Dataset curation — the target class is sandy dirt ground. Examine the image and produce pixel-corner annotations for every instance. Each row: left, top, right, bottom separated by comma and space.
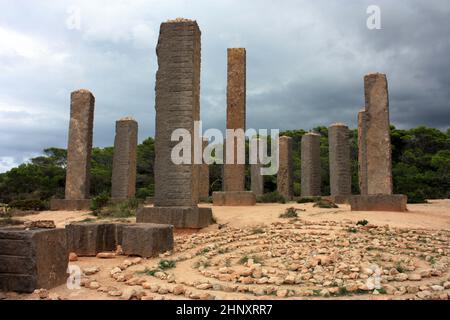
17, 199, 450, 231
3, 200, 450, 301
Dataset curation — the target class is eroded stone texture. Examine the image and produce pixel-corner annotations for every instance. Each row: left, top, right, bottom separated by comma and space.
277, 136, 293, 200
329, 123, 351, 199
349, 194, 407, 212
251, 164, 263, 196
301, 133, 321, 197
223, 48, 246, 192
212, 191, 256, 206
250, 138, 264, 197
111, 118, 138, 200
121, 224, 174, 258
65, 89, 95, 200
198, 138, 210, 201
357, 110, 368, 195
364, 72, 393, 195
139, 19, 212, 227
66, 223, 120, 256
0, 228, 68, 293
154, 20, 201, 207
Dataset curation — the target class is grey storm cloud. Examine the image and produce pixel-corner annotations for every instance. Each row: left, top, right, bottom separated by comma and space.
0, 0, 449, 172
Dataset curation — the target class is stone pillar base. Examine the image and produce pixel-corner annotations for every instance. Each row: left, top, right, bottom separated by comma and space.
50, 199, 91, 211
136, 206, 213, 229
212, 191, 256, 206
349, 194, 407, 212
0, 228, 68, 293
325, 195, 351, 204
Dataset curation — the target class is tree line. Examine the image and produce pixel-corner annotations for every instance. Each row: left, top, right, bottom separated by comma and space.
0, 126, 449, 205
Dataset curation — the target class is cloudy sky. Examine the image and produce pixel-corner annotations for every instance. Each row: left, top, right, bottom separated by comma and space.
0, 0, 449, 172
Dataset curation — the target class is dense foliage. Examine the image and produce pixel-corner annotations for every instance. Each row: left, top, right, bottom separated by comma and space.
0, 127, 448, 204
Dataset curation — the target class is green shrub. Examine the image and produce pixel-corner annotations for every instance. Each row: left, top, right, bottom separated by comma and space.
313, 199, 338, 208
8, 199, 49, 211
158, 259, 176, 269
90, 191, 110, 214
135, 187, 154, 199
98, 198, 139, 218
257, 191, 286, 204
297, 196, 322, 204
356, 219, 369, 226
279, 207, 299, 218
406, 190, 428, 204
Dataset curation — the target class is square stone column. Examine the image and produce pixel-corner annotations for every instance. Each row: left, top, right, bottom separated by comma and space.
250, 137, 264, 197
357, 110, 368, 196
111, 117, 138, 200
328, 123, 351, 203
277, 136, 293, 200
136, 19, 212, 228
301, 132, 321, 197
223, 48, 246, 192
212, 48, 255, 206
350, 72, 407, 211
198, 138, 210, 201
51, 89, 94, 210
364, 72, 393, 195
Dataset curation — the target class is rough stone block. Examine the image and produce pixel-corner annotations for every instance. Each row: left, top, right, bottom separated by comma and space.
136, 206, 213, 229
50, 199, 91, 211
212, 191, 256, 206
349, 194, 407, 212
65, 223, 120, 256
121, 224, 174, 258
0, 227, 68, 293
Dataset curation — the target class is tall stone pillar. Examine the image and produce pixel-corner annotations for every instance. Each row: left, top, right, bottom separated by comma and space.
111, 117, 138, 200
51, 89, 94, 210
357, 110, 368, 195
198, 138, 210, 201
250, 138, 264, 197
364, 73, 393, 195
137, 19, 212, 228
301, 132, 321, 197
223, 48, 246, 192
329, 123, 351, 203
277, 136, 293, 200
212, 48, 255, 206
350, 72, 407, 211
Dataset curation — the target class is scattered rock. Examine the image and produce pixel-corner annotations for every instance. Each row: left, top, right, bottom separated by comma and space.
96, 252, 116, 259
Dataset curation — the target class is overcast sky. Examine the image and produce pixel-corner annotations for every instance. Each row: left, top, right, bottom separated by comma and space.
0, 0, 449, 172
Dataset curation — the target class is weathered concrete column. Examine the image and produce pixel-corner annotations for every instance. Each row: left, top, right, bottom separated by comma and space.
277, 136, 293, 200
350, 72, 407, 211
329, 123, 351, 203
111, 117, 138, 200
51, 89, 94, 210
250, 138, 264, 197
137, 19, 212, 228
301, 132, 321, 197
198, 138, 210, 201
357, 110, 368, 195
213, 48, 255, 206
